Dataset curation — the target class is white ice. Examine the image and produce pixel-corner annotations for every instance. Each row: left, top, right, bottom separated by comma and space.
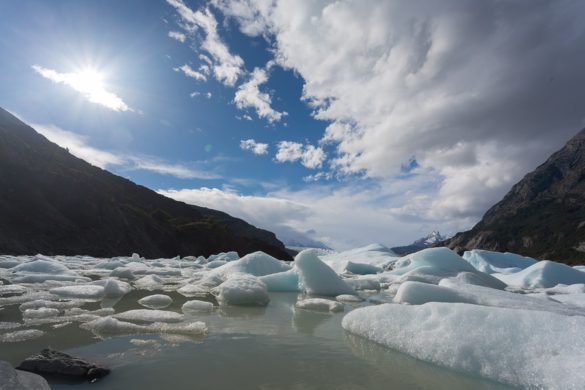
259, 269, 300, 292
463, 249, 537, 274
182, 300, 214, 314
0, 329, 45, 343
295, 298, 344, 312
138, 294, 173, 309
294, 250, 355, 296
320, 244, 397, 274
342, 302, 585, 389
113, 309, 184, 323
50, 285, 105, 300
495, 260, 585, 288
212, 274, 269, 306
81, 317, 207, 337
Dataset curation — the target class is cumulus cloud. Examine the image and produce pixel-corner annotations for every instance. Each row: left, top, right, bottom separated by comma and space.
31, 65, 133, 112
166, 0, 244, 86
234, 65, 287, 123
240, 139, 269, 155
276, 141, 326, 169
174, 64, 207, 81
32, 122, 217, 179
168, 30, 187, 42
214, 0, 585, 224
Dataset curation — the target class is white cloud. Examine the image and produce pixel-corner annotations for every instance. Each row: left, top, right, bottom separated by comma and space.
276, 141, 326, 169
31, 121, 217, 180
32, 65, 133, 112
240, 139, 268, 155
174, 64, 207, 81
215, 0, 585, 224
166, 0, 244, 86
158, 181, 456, 250
234, 66, 287, 123
168, 30, 187, 42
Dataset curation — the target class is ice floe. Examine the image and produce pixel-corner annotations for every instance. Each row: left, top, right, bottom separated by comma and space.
294, 250, 355, 296
494, 260, 585, 288
295, 298, 344, 312
213, 274, 269, 306
138, 294, 173, 309
462, 249, 537, 274
342, 302, 585, 389
113, 309, 184, 323
182, 300, 214, 314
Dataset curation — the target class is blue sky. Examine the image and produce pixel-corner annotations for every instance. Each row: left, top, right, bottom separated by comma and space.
2, 0, 585, 249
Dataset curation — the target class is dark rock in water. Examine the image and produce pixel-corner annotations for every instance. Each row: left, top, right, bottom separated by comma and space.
0, 360, 50, 390
16, 349, 110, 382
0, 107, 291, 260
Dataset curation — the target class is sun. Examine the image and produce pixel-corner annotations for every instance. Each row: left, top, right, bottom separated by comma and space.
71, 68, 105, 96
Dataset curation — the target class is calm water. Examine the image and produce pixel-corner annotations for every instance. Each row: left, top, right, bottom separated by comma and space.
1, 291, 515, 390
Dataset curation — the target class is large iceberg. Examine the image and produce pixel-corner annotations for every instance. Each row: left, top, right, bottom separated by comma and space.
495, 260, 585, 288
294, 250, 355, 296
342, 302, 585, 389
462, 249, 536, 274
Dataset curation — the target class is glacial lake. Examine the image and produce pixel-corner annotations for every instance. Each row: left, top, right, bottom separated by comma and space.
1, 290, 514, 390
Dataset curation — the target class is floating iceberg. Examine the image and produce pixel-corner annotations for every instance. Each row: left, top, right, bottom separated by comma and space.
294, 250, 355, 296
80, 317, 207, 337
0, 329, 45, 343
463, 249, 537, 274
213, 274, 269, 306
138, 294, 173, 309
259, 269, 300, 292
320, 244, 397, 274
391, 247, 476, 278
342, 302, 585, 389
113, 309, 184, 323
394, 282, 473, 305
182, 300, 214, 314
22, 308, 60, 319
92, 278, 132, 298
495, 260, 585, 288
50, 285, 105, 300
295, 298, 344, 312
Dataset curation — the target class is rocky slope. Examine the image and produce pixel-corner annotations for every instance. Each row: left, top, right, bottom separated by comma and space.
446, 127, 585, 264
0, 108, 291, 260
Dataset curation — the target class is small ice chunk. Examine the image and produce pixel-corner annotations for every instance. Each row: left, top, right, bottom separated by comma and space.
50, 285, 105, 300
295, 298, 344, 312
259, 269, 300, 292
81, 317, 207, 336
336, 294, 364, 303
10, 259, 75, 275
138, 295, 173, 309
114, 309, 183, 323
182, 300, 214, 314
345, 276, 381, 291
92, 279, 132, 298
177, 284, 210, 298
22, 308, 60, 319
213, 274, 269, 306
19, 300, 84, 312
294, 250, 355, 296
0, 285, 28, 296
0, 329, 45, 343
130, 338, 159, 346
134, 275, 163, 290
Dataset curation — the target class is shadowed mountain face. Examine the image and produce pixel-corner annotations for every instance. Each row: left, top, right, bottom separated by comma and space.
0, 108, 291, 260
447, 127, 585, 265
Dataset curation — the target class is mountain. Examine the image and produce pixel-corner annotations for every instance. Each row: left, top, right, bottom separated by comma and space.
0, 108, 291, 260
446, 127, 585, 265
392, 231, 447, 255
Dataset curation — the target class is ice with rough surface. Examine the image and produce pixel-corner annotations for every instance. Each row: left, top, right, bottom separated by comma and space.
81, 317, 207, 336
463, 249, 537, 274
213, 274, 269, 306
495, 260, 585, 288
320, 244, 397, 274
394, 281, 473, 305
182, 300, 214, 314
50, 285, 105, 300
114, 309, 184, 323
336, 294, 364, 303
295, 298, 344, 312
10, 259, 75, 275
0, 329, 45, 343
294, 250, 355, 296
134, 275, 164, 290
22, 308, 60, 319
138, 294, 173, 309
92, 279, 132, 298
342, 302, 585, 389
